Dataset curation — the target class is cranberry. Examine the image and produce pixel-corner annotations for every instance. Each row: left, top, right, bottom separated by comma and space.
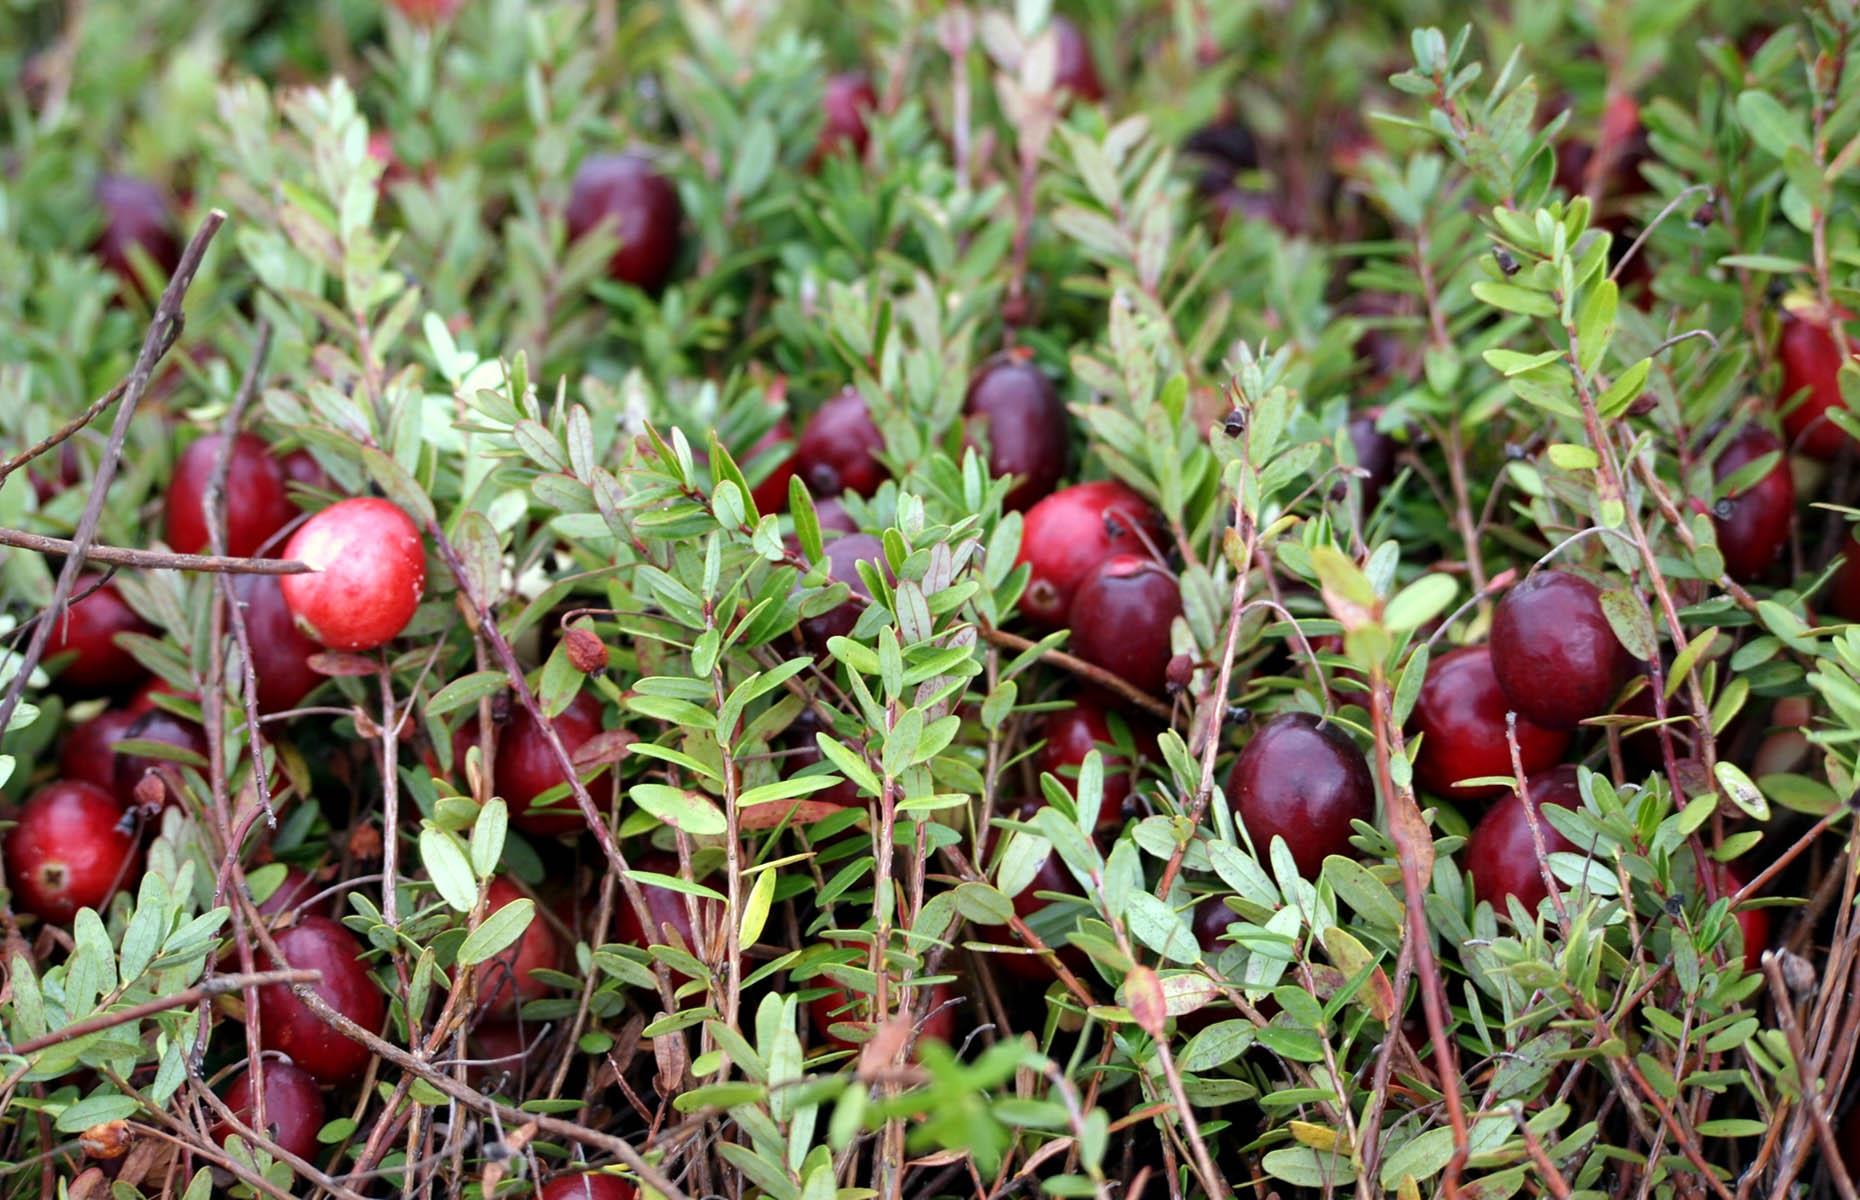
742, 423, 798, 515
473, 877, 557, 1015
29, 443, 81, 504
795, 388, 886, 498
985, 839, 1083, 982
813, 496, 858, 535
1227, 713, 1375, 878
279, 498, 426, 651
1347, 412, 1398, 507
798, 533, 888, 652
278, 448, 332, 494
808, 979, 958, 1051
1464, 764, 1583, 912
1192, 896, 1236, 955
254, 915, 385, 1085
163, 433, 296, 558
1066, 555, 1182, 696
1050, 16, 1103, 102
1410, 646, 1569, 801
59, 707, 143, 793
3, 781, 138, 923
93, 175, 179, 295
1711, 426, 1795, 582
1036, 699, 1136, 827
538, 1174, 638, 1200
1778, 313, 1856, 460
1833, 538, 1860, 623
1554, 93, 1648, 201
214, 1061, 325, 1162
1015, 480, 1163, 627
1708, 862, 1770, 973
565, 153, 683, 294
44, 576, 152, 692
965, 357, 1067, 511
254, 865, 329, 920
819, 72, 878, 158
111, 707, 208, 808
1489, 571, 1634, 730
496, 691, 606, 835
229, 573, 324, 714
614, 856, 718, 950
467, 1019, 536, 1090
389, 0, 465, 21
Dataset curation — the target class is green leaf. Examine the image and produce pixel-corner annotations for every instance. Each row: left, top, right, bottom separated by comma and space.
1471, 280, 1557, 316
1737, 89, 1808, 159
421, 828, 477, 912
55, 1093, 142, 1133
739, 866, 776, 948
470, 799, 508, 879
629, 783, 727, 836
1262, 1147, 1357, 1187
1713, 761, 1770, 820
1597, 358, 1653, 419
1125, 892, 1201, 965
428, 671, 507, 718
1379, 1125, 1457, 1187
458, 898, 534, 966
1383, 574, 1457, 633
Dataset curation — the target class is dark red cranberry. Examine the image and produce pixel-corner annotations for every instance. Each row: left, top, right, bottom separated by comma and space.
1710, 862, 1769, 972
819, 72, 878, 158
496, 691, 606, 836
229, 573, 323, 715
93, 175, 179, 295
1066, 556, 1182, 696
1411, 646, 1569, 801
808, 979, 958, 1051
1192, 896, 1236, 955
254, 915, 385, 1085
59, 707, 143, 793
742, 423, 798, 515
538, 1174, 638, 1200
255, 865, 329, 920
1489, 571, 1635, 730
1036, 699, 1135, 827
214, 1061, 325, 1162
473, 877, 557, 1015
1554, 93, 1648, 203
1711, 426, 1795, 582
466, 1019, 536, 1090
798, 533, 888, 652
163, 433, 296, 558
813, 496, 858, 535
1227, 713, 1375, 878
1050, 16, 1104, 102
614, 856, 718, 951
795, 388, 886, 498
44, 577, 152, 692
1832, 538, 1860, 623
278, 448, 331, 494
965, 357, 1067, 511
1347, 412, 1398, 507
111, 708, 208, 809
1015, 480, 1163, 627
3, 781, 138, 923
565, 153, 683, 294
29, 443, 81, 504
280, 498, 427, 651
1464, 764, 1583, 912
1779, 313, 1856, 460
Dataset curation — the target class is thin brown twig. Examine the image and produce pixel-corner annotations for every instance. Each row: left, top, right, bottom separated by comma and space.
3, 969, 319, 1057
0, 527, 306, 574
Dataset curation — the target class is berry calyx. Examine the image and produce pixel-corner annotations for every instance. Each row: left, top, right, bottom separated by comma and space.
1227, 712, 1375, 878
1710, 425, 1795, 583
1015, 480, 1163, 627
214, 1060, 326, 1163
473, 877, 557, 1015
254, 915, 386, 1085
163, 432, 296, 558
280, 498, 426, 651
1489, 570, 1635, 730
795, 388, 886, 498
45, 576, 152, 692
3, 781, 139, 923
1410, 645, 1569, 800
565, 153, 684, 294
496, 691, 606, 836
1066, 555, 1182, 696
964, 356, 1067, 511
1464, 765, 1583, 913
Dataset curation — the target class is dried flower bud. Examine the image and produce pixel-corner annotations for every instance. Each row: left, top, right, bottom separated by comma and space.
132, 773, 166, 815
1222, 409, 1246, 437
1627, 392, 1658, 417
1494, 247, 1519, 276
563, 626, 608, 674
80, 1120, 132, 1160
1165, 653, 1194, 694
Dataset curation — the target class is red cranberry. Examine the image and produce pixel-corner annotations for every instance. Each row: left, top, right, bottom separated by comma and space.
496, 691, 606, 836
3, 781, 138, 923
59, 707, 143, 793
1833, 539, 1860, 623
798, 533, 888, 652
819, 72, 878, 158
1347, 412, 1398, 507
985, 839, 1083, 982
808, 979, 958, 1051
111, 707, 208, 808
389, 0, 465, 21
278, 448, 332, 494
254, 915, 385, 1085
45, 577, 152, 692
255, 865, 329, 920
163, 433, 296, 558
1708, 862, 1770, 972
742, 423, 798, 514
1050, 16, 1103, 102
214, 1061, 325, 1162
1711, 426, 1795, 582
538, 1174, 638, 1200
1489, 571, 1635, 730
473, 877, 557, 1015
614, 856, 718, 950
1066, 555, 1182, 696
795, 388, 886, 498
1464, 765, 1583, 913
466, 1019, 536, 1089
1036, 699, 1135, 827
1227, 713, 1375, 878
965, 357, 1067, 511
1192, 895, 1236, 955
1410, 646, 1569, 801
1778, 313, 1856, 460
93, 175, 179, 295
1015, 480, 1163, 627
229, 573, 324, 714
279, 498, 426, 651
565, 153, 683, 294
29, 443, 81, 504
813, 496, 858, 535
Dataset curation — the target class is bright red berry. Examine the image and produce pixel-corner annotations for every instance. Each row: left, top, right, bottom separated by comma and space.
1050, 16, 1104, 102
819, 72, 879, 158
496, 691, 606, 836
1464, 765, 1583, 913
230, 573, 325, 714
798, 532, 888, 652
388, 0, 465, 22
163, 433, 296, 558
742, 423, 799, 515
565, 153, 683, 294
796, 389, 886, 498
538, 1173, 638, 1200
1036, 699, 1136, 828
1778, 313, 1856, 460
3, 781, 138, 923
1067, 555, 1182, 696
965, 357, 1067, 511
1014, 480, 1163, 627
1227, 712, 1375, 878
59, 707, 143, 793
93, 175, 179, 295
1410, 645, 1569, 801
280, 498, 426, 652
473, 877, 557, 1015
45, 576, 152, 692
808, 979, 958, 1052
254, 915, 386, 1085
214, 1060, 326, 1162
1489, 571, 1635, 730
1711, 426, 1795, 582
